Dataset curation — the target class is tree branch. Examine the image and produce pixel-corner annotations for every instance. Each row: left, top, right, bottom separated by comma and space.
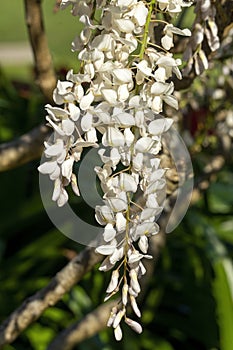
0, 149, 226, 348
0, 247, 103, 348
47, 229, 167, 350
24, 0, 56, 102
47, 300, 118, 350
0, 124, 51, 172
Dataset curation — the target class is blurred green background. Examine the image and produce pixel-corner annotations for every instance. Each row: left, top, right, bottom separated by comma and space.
0, 1, 233, 350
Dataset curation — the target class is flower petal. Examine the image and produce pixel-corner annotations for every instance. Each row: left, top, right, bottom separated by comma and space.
148, 118, 173, 135
62, 119, 75, 135
95, 243, 117, 255
103, 223, 116, 242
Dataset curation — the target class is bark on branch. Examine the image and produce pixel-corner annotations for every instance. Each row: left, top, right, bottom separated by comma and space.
47, 300, 118, 350
24, 0, 56, 101
0, 248, 103, 348
0, 149, 226, 348
47, 230, 167, 350
0, 125, 51, 172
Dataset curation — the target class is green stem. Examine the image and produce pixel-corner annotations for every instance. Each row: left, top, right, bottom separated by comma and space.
139, 0, 156, 60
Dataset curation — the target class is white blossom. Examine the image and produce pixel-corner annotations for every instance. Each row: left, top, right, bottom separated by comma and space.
39, 0, 195, 340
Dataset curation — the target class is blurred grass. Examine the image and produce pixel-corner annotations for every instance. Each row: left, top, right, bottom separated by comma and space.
0, 0, 81, 79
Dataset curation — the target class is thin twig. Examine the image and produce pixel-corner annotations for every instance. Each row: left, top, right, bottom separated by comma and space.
0, 124, 51, 172
24, 0, 56, 101
0, 248, 103, 348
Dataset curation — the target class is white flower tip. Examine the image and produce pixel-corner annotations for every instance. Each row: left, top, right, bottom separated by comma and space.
114, 325, 123, 341
125, 317, 143, 334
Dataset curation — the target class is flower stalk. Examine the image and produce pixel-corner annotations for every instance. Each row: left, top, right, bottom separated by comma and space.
139, 0, 156, 60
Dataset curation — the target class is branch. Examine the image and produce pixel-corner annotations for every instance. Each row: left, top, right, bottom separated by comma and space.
0, 151, 224, 348
0, 247, 103, 348
0, 124, 51, 172
24, 0, 56, 102
47, 232, 167, 350
47, 220, 168, 350
47, 300, 118, 350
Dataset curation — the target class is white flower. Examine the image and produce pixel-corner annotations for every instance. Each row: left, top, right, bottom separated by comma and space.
135, 60, 152, 84
95, 205, 115, 225
138, 236, 148, 254
106, 269, 119, 293
71, 173, 80, 196
102, 127, 125, 147
114, 18, 135, 33
101, 89, 118, 105
95, 241, 117, 255
122, 283, 128, 305
44, 139, 64, 158
62, 157, 74, 181
124, 128, 135, 146
116, 0, 137, 7
129, 2, 148, 27
116, 212, 127, 232
129, 269, 141, 293
80, 91, 95, 110
114, 324, 123, 341
53, 80, 74, 105
148, 118, 173, 135
113, 309, 126, 328
132, 152, 143, 171
119, 173, 138, 193
155, 55, 182, 81
130, 295, 141, 317
103, 223, 117, 242
91, 33, 115, 52
112, 68, 133, 84
133, 222, 158, 240
161, 24, 191, 50
125, 317, 143, 334
135, 137, 155, 153
106, 191, 128, 212
61, 0, 92, 17
157, 0, 192, 16
150, 81, 178, 112
38, 160, 58, 176
98, 148, 121, 169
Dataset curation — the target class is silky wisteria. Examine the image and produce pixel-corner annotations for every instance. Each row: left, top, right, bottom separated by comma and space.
38, 0, 193, 340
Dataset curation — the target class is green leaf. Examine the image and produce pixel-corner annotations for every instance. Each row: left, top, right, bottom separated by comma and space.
203, 228, 233, 350
25, 323, 55, 350
212, 259, 233, 350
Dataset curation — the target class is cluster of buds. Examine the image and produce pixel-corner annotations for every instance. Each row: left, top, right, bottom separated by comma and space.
183, 0, 220, 75
39, 0, 193, 340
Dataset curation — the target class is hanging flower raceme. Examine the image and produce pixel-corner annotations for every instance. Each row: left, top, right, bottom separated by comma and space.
39, 0, 193, 341
183, 0, 220, 76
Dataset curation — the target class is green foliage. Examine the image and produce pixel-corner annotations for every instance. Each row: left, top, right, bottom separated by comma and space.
0, 0, 81, 80
0, 69, 44, 141
2, 154, 231, 350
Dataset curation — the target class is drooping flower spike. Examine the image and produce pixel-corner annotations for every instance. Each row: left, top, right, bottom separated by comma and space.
39, 0, 194, 340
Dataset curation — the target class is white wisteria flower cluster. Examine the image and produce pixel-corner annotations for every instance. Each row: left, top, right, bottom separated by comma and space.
39, 0, 193, 340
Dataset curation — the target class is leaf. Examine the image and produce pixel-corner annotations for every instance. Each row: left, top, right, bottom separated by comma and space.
212, 259, 233, 350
